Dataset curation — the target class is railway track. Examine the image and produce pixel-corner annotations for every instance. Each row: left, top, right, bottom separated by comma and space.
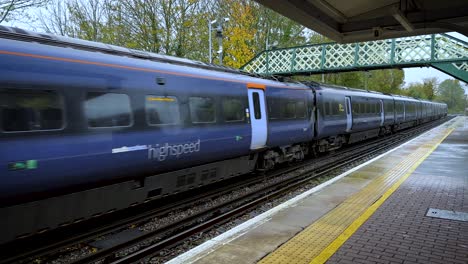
1, 117, 451, 264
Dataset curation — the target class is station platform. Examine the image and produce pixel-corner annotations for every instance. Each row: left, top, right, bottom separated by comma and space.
168, 116, 468, 264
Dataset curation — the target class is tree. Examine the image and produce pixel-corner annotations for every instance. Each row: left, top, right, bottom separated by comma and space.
38, 0, 73, 36
437, 79, 465, 113
405, 77, 438, 100
222, 0, 256, 68
0, 0, 47, 24
366, 69, 405, 94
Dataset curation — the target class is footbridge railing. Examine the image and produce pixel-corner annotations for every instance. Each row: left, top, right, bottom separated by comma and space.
241, 34, 468, 82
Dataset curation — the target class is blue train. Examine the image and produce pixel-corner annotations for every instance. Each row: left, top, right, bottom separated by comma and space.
0, 26, 447, 244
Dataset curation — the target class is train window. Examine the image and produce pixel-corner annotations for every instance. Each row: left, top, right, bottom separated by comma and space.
296, 101, 306, 118
189, 97, 216, 123
268, 97, 281, 119
324, 102, 330, 115
352, 102, 359, 114
1, 89, 64, 132
223, 98, 244, 122
85, 92, 132, 128
384, 103, 389, 113
398, 103, 404, 113
282, 101, 296, 119
252, 92, 261, 119
146, 96, 180, 125
331, 102, 340, 115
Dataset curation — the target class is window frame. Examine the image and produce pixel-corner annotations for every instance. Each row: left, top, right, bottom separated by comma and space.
189, 96, 217, 124
222, 97, 245, 123
1, 88, 66, 133
296, 100, 307, 119
145, 95, 181, 126
85, 92, 134, 129
252, 92, 262, 120
267, 97, 281, 120
282, 100, 297, 119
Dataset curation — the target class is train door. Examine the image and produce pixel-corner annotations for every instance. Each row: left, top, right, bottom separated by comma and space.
247, 85, 267, 149
345, 96, 352, 132
379, 100, 384, 126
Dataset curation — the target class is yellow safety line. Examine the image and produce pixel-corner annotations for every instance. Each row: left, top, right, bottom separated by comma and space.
310, 127, 455, 264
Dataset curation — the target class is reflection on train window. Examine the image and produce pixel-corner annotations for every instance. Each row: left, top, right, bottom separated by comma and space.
385, 102, 393, 114
252, 92, 261, 119
267, 98, 281, 119
1, 89, 64, 132
146, 96, 180, 125
331, 102, 339, 115
396, 102, 404, 114
223, 98, 244, 122
324, 102, 330, 115
85, 92, 132, 128
283, 101, 296, 119
189, 97, 216, 123
352, 102, 358, 114
296, 101, 306, 118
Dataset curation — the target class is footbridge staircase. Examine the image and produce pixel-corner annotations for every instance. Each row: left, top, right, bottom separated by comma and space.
241, 34, 468, 82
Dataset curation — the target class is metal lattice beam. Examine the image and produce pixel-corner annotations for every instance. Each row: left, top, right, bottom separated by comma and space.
241, 34, 468, 83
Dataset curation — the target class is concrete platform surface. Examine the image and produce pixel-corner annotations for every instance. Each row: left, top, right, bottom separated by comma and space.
328, 117, 468, 264
168, 117, 467, 264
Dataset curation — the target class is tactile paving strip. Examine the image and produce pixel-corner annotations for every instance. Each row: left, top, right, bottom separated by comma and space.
259, 122, 458, 264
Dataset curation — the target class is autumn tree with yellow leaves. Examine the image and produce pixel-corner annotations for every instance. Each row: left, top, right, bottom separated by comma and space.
222, 1, 256, 68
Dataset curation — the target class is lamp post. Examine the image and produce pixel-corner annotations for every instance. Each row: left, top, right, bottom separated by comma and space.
208, 19, 217, 64
208, 17, 229, 65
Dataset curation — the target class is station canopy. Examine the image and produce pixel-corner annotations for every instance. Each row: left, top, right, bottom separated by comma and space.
253, 0, 468, 43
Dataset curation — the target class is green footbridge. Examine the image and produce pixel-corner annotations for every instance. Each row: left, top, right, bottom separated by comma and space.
241, 34, 468, 82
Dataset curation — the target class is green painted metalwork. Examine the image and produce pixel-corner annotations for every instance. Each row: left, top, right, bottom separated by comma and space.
432, 62, 468, 82
241, 34, 468, 82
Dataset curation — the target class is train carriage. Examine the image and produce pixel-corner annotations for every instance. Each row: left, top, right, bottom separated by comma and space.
0, 26, 448, 245
314, 84, 394, 149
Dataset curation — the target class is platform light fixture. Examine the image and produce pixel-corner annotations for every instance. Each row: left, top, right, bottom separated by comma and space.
208, 19, 217, 64
208, 17, 229, 65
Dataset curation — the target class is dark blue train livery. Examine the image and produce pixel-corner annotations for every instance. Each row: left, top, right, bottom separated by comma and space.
0, 26, 447, 244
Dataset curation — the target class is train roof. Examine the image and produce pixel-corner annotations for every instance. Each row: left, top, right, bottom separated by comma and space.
0, 26, 302, 86
303, 81, 446, 105
0, 26, 311, 91
304, 81, 393, 98
0, 26, 247, 75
